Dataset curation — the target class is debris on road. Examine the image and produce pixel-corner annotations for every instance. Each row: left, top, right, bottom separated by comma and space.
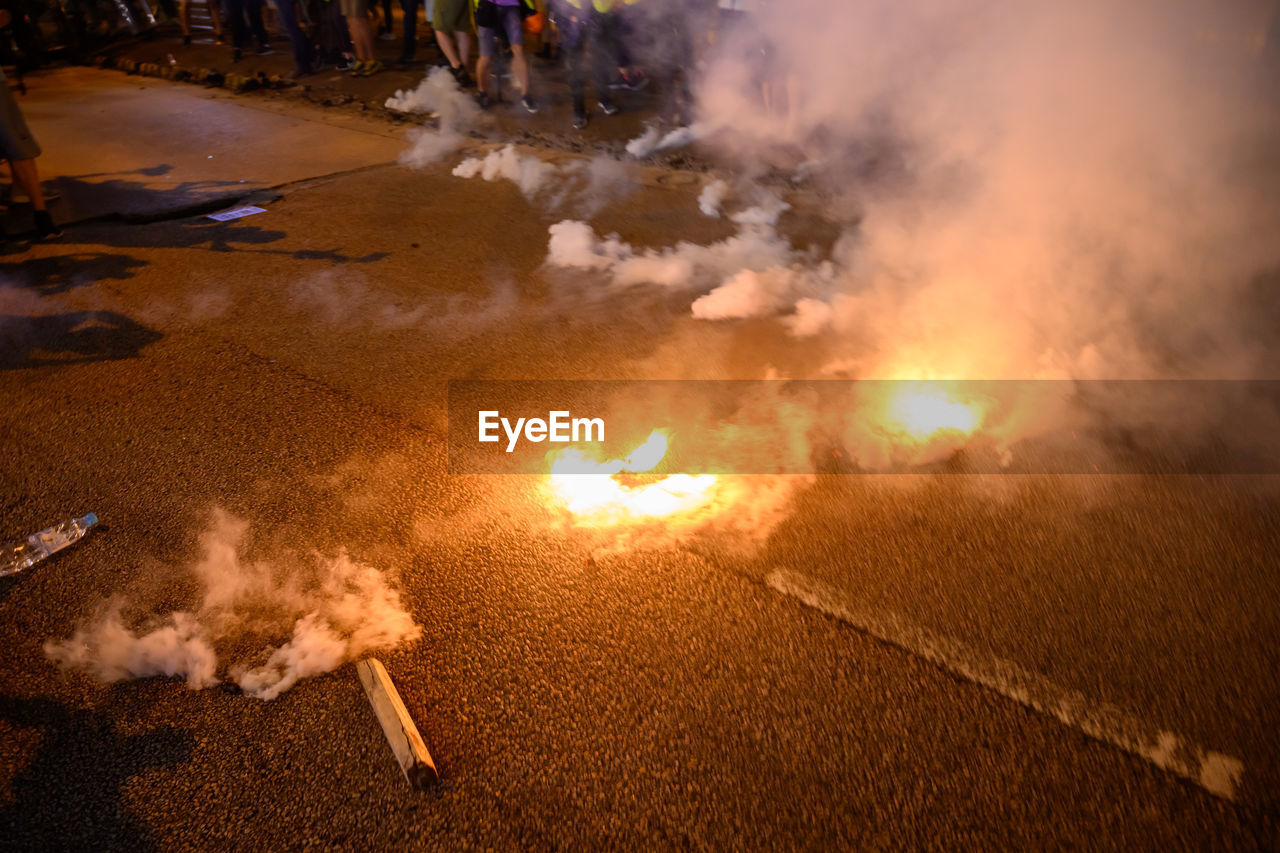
207, 206, 267, 222
1, 513, 99, 578
357, 658, 438, 788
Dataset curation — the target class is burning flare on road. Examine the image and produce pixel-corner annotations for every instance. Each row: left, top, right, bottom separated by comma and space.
879, 382, 988, 444
547, 429, 718, 525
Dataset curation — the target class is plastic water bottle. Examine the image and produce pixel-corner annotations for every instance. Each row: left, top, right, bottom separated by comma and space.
0, 513, 99, 578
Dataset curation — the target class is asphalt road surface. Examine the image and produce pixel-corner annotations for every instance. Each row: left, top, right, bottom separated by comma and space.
1, 68, 1278, 850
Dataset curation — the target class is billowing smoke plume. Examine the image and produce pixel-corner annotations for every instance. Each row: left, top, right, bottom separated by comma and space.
46, 509, 421, 700
391, 66, 482, 167
545, 189, 798, 302
453, 145, 636, 216
675, 0, 1280, 380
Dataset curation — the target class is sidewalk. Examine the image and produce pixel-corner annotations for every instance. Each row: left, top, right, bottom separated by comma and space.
87, 21, 672, 151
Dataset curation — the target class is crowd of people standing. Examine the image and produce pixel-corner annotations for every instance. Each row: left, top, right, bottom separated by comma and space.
173, 0, 776, 129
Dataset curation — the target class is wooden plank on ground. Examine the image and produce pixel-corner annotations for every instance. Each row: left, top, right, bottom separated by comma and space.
356, 658, 438, 788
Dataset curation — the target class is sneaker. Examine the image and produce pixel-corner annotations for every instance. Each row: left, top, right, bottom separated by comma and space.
622, 69, 648, 91
356, 59, 383, 76
475, 90, 491, 109
257, 45, 275, 56
572, 111, 588, 130
182, 34, 192, 45
599, 99, 620, 116
335, 56, 358, 71
379, 30, 396, 41
232, 47, 243, 62
451, 64, 474, 88
521, 94, 538, 114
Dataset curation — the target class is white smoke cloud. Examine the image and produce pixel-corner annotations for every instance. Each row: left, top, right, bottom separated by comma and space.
46, 509, 421, 700
675, 0, 1280, 380
453, 144, 556, 197
625, 123, 707, 158
545, 196, 802, 295
698, 179, 730, 217
393, 66, 482, 168
452, 145, 636, 216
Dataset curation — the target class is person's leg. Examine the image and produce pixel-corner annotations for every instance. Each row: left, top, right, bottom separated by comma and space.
10, 159, 45, 211
474, 25, 495, 101
561, 18, 586, 123
398, 0, 417, 61
10, 158, 59, 238
207, 0, 224, 39
180, 0, 191, 36
247, 0, 271, 48
349, 12, 375, 61
435, 28, 460, 66
225, 0, 249, 52
510, 43, 530, 95
589, 11, 617, 111
432, 0, 470, 79
454, 28, 469, 65
273, 0, 313, 72
501, 8, 530, 98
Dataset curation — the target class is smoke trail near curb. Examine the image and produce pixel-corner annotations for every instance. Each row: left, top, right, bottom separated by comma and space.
453, 144, 635, 216
392, 66, 482, 167
46, 509, 421, 700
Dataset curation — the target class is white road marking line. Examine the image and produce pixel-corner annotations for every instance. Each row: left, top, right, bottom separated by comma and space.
766, 568, 1245, 802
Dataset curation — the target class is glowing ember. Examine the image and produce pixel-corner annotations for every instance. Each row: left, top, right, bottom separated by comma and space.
880, 383, 987, 442
547, 429, 718, 524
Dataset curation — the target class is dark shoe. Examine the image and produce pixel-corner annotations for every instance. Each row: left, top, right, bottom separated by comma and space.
182, 34, 192, 45
451, 64, 474, 88
609, 69, 647, 91
599, 99, 619, 116
288, 65, 315, 80
33, 210, 62, 241
475, 91, 491, 109
257, 45, 275, 56
572, 110, 588, 130
232, 47, 243, 62
521, 94, 538, 114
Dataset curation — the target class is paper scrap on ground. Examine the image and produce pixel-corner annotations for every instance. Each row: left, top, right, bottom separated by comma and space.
208, 206, 267, 222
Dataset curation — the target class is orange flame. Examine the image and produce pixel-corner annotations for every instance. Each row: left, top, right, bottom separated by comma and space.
547, 429, 718, 525
881, 383, 987, 442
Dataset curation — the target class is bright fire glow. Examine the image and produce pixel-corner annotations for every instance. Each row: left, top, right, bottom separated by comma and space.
547, 429, 718, 524
881, 383, 987, 442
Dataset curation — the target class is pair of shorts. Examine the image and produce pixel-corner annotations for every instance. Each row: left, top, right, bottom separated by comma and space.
0, 81, 41, 162
432, 0, 470, 31
339, 0, 369, 17
476, 1, 524, 55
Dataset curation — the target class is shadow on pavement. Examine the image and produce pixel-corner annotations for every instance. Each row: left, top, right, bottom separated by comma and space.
48, 174, 266, 226
0, 694, 193, 851
0, 311, 164, 370
71, 219, 389, 264
0, 253, 150, 296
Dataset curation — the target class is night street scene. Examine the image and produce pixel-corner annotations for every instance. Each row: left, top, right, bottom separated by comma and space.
2, 0, 1279, 848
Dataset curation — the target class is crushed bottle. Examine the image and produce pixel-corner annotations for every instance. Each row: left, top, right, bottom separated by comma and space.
1, 513, 100, 578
